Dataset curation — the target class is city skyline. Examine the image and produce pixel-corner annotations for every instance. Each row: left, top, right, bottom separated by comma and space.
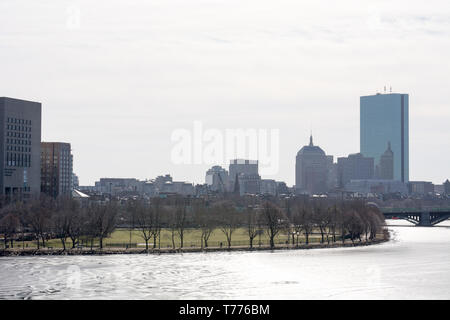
1, 1, 449, 186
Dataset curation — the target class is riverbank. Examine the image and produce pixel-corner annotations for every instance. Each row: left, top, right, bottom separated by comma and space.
0, 232, 389, 256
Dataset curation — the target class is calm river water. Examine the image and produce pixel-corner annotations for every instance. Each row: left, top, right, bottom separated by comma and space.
1, 221, 450, 300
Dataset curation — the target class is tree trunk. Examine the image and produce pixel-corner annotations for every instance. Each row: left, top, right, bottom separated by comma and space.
180, 234, 183, 249
171, 231, 175, 249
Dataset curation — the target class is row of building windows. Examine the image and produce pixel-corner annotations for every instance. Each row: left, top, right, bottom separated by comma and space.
7, 118, 31, 125
7, 146, 31, 152
6, 138, 31, 145
6, 131, 31, 138
6, 152, 31, 167
6, 124, 32, 132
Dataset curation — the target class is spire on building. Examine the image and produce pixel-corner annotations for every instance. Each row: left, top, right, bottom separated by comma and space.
309, 134, 314, 147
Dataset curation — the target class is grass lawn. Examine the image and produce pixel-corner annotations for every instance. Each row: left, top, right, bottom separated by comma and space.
3, 227, 325, 249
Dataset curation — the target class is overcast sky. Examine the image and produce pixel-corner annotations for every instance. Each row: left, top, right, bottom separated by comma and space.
1, 0, 449, 186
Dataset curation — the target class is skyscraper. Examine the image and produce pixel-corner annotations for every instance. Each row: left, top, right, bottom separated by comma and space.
295, 135, 329, 195
360, 93, 409, 182
41, 142, 73, 198
0, 97, 41, 199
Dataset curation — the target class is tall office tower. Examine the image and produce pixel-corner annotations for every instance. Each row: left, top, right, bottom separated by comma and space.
41, 142, 73, 198
205, 165, 229, 192
228, 159, 259, 192
378, 142, 394, 180
295, 135, 329, 195
360, 93, 409, 182
337, 153, 374, 188
0, 97, 42, 199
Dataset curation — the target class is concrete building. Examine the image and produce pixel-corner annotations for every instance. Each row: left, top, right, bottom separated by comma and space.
205, 165, 228, 193
408, 181, 434, 195
276, 181, 290, 195
378, 142, 394, 180
444, 179, 450, 195
337, 153, 374, 188
228, 159, 259, 193
71, 173, 79, 190
160, 181, 195, 196
344, 179, 408, 195
0, 97, 41, 199
143, 174, 195, 196
94, 178, 143, 196
237, 173, 261, 195
295, 135, 329, 195
41, 142, 73, 198
360, 93, 409, 182
326, 155, 337, 190
260, 179, 277, 196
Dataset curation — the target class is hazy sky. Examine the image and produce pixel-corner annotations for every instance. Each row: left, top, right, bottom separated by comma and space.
1, 0, 449, 186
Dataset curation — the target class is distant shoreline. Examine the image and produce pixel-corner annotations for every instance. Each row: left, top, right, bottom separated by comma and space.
0, 234, 389, 257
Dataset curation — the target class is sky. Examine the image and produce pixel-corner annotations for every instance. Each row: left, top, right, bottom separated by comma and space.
0, 0, 449, 186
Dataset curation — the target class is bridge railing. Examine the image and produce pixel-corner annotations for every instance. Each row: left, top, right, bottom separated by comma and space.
380, 207, 450, 214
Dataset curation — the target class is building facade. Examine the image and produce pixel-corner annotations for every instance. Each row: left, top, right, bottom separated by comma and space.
337, 153, 374, 188
205, 165, 228, 193
408, 181, 434, 195
94, 178, 143, 196
360, 93, 409, 182
295, 135, 329, 195
228, 159, 259, 192
0, 97, 41, 199
378, 142, 394, 180
445, 180, 450, 195
41, 142, 73, 198
260, 179, 278, 196
345, 179, 408, 195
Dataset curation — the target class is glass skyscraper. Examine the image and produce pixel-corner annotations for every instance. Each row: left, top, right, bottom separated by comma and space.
360, 93, 409, 182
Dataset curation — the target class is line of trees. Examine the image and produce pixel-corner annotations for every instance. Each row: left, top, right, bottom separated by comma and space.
0, 195, 386, 251
118, 197, 386, 250
0, 196, 118, 250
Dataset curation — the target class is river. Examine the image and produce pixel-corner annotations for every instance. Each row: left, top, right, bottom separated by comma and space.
1, 221, 450, 300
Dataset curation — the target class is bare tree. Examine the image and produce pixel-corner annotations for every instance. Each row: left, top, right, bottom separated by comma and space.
298, 204, 313, 245
129, 199, 153, 251
215, 201, 240, 249
313, 201, 330, 244
0, 205, 20, 248
27, 196, 54, 248
150, 198, 164, 250
193, 200, 215, 249
246, 206, 259, 249
261, 201, 286, 249
89, 201, 118, 249
175, 198, 189, 249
